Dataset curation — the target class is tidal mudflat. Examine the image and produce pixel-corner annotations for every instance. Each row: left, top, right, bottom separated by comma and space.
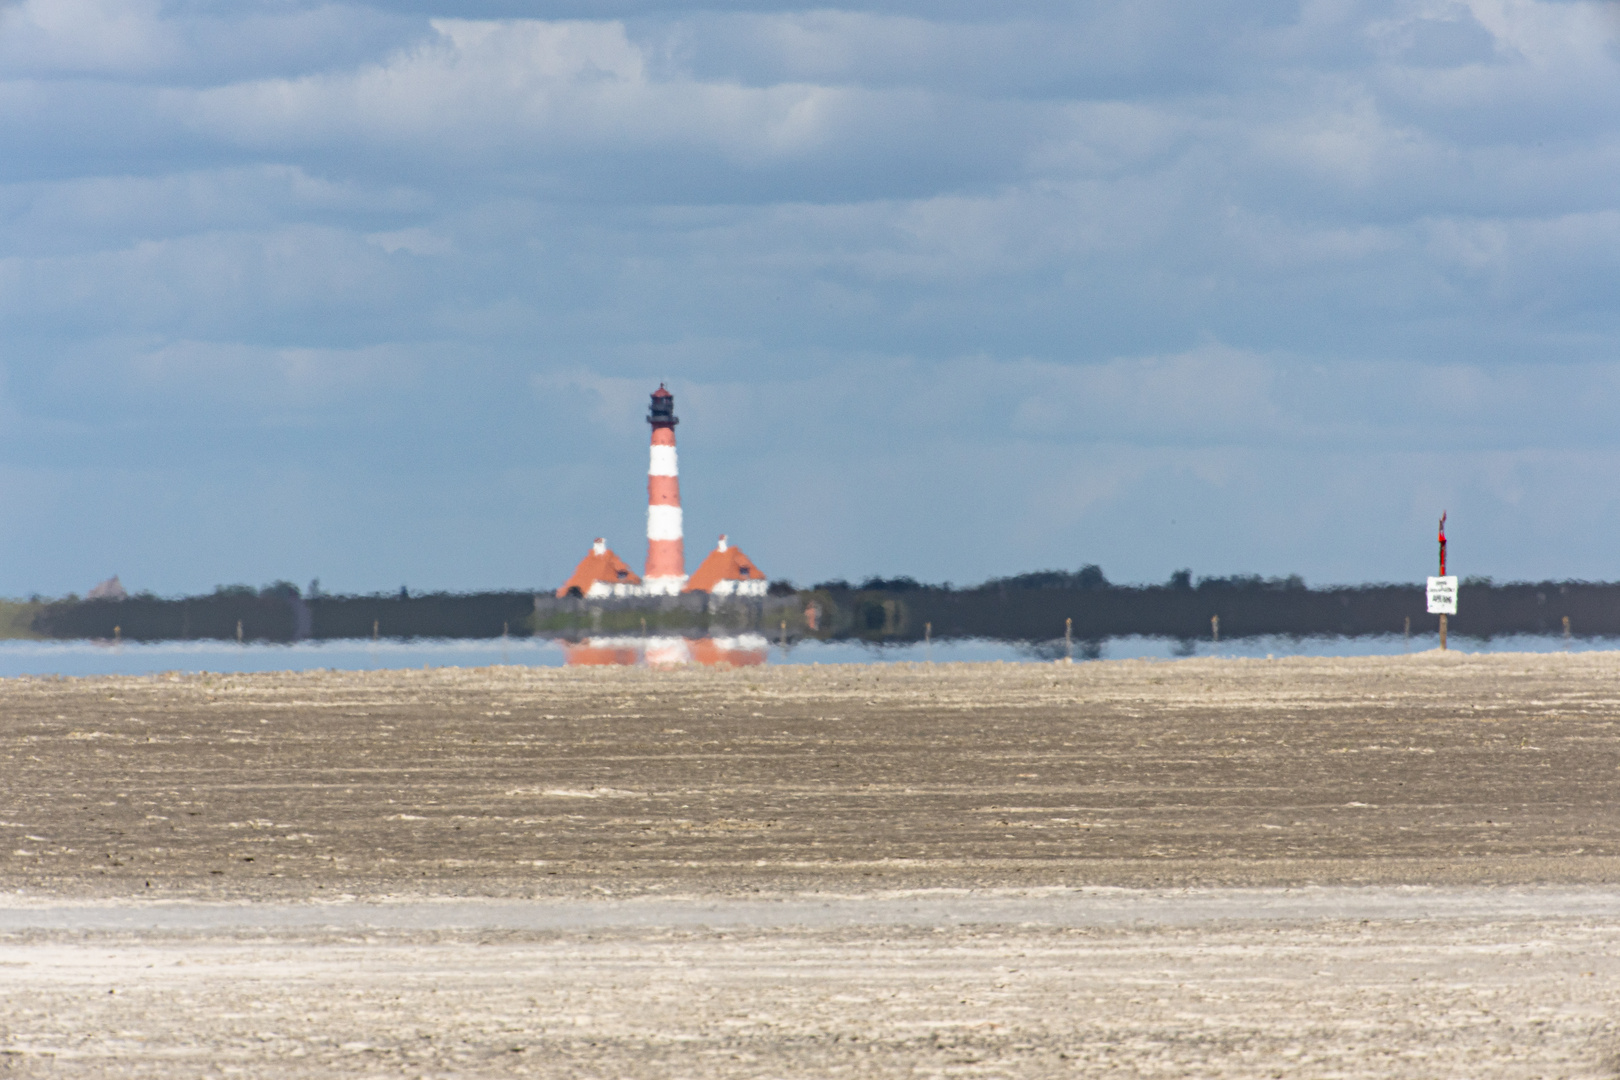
3, 654, 1620, 1076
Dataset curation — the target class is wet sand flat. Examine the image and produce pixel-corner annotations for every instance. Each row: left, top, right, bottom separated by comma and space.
3, 889, 1620, 1078
5, 652, 1620, 1075
3, 651, 1620, 895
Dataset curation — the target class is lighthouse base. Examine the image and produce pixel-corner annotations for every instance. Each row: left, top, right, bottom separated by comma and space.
533, 590, 797, 636
640, 576, 689, 596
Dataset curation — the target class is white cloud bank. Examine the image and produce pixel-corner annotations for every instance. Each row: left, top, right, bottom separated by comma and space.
0, 0, 1617, 593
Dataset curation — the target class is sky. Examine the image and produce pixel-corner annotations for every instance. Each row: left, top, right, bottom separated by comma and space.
2, 0, 1618, 596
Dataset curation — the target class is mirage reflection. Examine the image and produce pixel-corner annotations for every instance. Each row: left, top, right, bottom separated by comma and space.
563, 634, 769, 667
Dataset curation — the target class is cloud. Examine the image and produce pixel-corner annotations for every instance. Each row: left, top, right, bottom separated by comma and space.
0, 0, 422, 82
0, 0, 182, 77
162, 17, 1047, 203
0, 0, 1618, 593
0, 166, 427, 257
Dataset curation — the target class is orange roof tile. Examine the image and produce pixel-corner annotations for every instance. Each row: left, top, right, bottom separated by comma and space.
556, 539, 642, 597
683, 535, 765, 593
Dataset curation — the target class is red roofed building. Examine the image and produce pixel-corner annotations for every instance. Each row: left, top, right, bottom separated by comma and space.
683, 535, 767, 597
556, 538, 643, 598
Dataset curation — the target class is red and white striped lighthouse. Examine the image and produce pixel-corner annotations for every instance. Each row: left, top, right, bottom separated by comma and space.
643, 384, 687, 594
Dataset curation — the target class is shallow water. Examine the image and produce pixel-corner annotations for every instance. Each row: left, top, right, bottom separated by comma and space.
0, 631, 1608, 677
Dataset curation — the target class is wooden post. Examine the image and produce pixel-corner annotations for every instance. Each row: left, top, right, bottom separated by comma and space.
1404, 615, 1410, 649
1211, 614, 1219, 643
925, 621, 932, 663
1439, 613, 1447, 651
1064, 617, 1072, 663
373, 619, 379, 642
236, 619, 243, 644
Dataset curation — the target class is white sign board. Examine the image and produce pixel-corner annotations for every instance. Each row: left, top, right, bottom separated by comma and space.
1426, 576, 1458, 615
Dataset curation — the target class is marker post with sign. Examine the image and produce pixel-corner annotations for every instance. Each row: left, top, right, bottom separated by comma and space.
1427, 512, 1456, 650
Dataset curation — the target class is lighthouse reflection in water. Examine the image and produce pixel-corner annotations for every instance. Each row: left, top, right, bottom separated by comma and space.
564, 634, 769, 667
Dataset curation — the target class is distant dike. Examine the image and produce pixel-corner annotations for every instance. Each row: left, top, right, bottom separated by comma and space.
18, 574, 1620, 646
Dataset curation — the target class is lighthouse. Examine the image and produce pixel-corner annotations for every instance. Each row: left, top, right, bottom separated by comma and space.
643, 384, 687, 594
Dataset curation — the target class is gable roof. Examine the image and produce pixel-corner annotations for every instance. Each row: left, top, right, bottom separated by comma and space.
683, 535, 765, 593
556, 539, 642, 597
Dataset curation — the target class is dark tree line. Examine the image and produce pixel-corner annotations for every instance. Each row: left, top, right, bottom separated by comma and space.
795, 573, 1618, 643
32, 588, 536, 643
26, 571, 1620, 644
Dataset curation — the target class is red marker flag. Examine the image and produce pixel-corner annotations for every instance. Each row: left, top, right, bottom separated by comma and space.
1438, 511, 1447, 576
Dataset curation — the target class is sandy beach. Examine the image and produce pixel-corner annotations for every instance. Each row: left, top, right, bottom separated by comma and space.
3, 653, 1620, 1075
